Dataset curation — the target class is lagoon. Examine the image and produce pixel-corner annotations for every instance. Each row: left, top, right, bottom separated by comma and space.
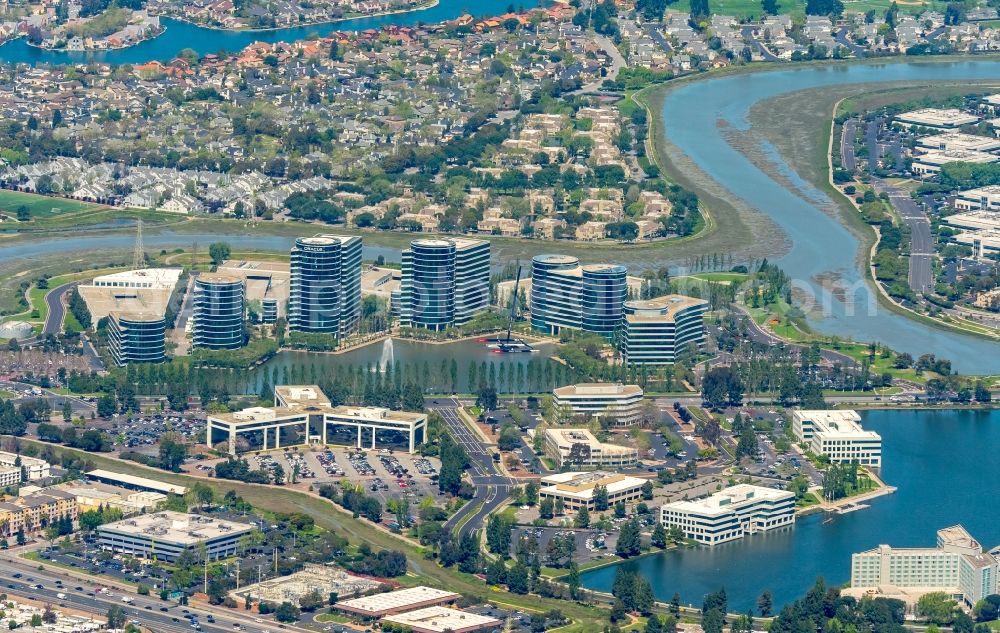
580, 408, 1000, 612
0, 0, 527, 65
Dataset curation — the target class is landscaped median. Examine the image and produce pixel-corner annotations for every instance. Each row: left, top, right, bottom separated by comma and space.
14, 437, 609, 632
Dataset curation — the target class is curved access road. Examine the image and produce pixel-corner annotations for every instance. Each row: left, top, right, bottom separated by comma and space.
42, 281, 78, 336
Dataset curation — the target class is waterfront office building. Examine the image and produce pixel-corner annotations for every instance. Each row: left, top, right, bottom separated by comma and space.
543, 428, 639, 468
621, 295, 709, 364
399, 238, 490, 331
96, 511, 253, 563
192, 273, 245, 350
791, 410, 882, 467
537, 471, 646, 512
529, 255, 627, 339
552, 383, 645, 427
660, 484, 795, 545
850, 525, 1000, 606
107, 311, 167, 366
288, 235, 362, 338
207, 385, 428, 454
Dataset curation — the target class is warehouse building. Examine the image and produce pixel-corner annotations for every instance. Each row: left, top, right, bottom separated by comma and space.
336, 586, 460, 618
382, 607, 502, 633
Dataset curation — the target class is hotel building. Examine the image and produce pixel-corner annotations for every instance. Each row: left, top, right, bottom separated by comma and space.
192, 273, 245, 350
791, 410, 882, 467
0, 489, 77, 537
660, 484, 795, 545
399, 238, 490, 331
529, 254, 627, 339
543, 427, 638, 468
621, 295, 709, 364
538, 471, 646, 512
851, 525, 1000, 606
97, 511, 253, 563
208, 385, 427, 455
288, 235, 362, 338
107, 311, 166, 365
552, 383, 645, 427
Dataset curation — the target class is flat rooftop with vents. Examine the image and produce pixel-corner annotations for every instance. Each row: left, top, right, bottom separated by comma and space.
96, 511, 253, 562
382, 607, 502, 633
335, 586, 460, 618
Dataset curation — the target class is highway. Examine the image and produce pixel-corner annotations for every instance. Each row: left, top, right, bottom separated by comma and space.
0, 547, 313, 633
429, 400, 516, 540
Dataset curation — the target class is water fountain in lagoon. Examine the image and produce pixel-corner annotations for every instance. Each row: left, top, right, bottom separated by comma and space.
377, 338, 395, 371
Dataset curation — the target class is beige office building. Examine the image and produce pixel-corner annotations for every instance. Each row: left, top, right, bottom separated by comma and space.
552, 383, 644, 427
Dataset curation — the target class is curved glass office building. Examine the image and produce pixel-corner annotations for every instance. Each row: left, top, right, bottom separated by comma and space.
530, 255, 626, 339
193, 273, 245, 350
400, 238, 489, 331
108, 312, 166, 366
288, 235, 362, 338
621, 295, 708, 364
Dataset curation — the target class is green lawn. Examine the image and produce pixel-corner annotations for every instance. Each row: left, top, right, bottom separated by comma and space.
0, 190, 104, 219
686, 272, 750, 283
672, 0, 803, 19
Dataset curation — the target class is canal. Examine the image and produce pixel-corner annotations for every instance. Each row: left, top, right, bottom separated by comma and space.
580, 408, 1000, 612
659, 60, 1000, 373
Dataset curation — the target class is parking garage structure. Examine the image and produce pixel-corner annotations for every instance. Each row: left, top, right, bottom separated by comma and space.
208, 403, 428, 455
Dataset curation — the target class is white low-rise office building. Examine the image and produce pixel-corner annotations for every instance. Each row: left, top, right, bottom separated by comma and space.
0, 451, 50, 480
543, 428, 638, 468
660, 484, 795, 545
208, 385, 427, 454
912, 149, 999, 177
953, 185, 1000, 211
97, 511, 254, 562
851, 525, 1000, 606
896, 108, 980, 129
791, 410, 882, 467
538, 471, 646, 511
552, 383, 645, 427
916, 132, 1000, 153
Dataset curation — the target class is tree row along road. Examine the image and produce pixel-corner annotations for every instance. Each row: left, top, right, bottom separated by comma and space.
17, 438, 608, 631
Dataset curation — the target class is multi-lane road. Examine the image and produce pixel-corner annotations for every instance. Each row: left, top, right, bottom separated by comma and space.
429, 400, 516, 540
0, 548, 317, 633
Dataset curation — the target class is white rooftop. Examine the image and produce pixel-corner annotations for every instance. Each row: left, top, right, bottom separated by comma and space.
382, 607, 502, 633
336, 586, 460, 616
89, 267, 183, 289
87, 468, 186, 495
663, 484, 793, 516
897, 108, 980, 127
99, 511, 253, 545
793, 410, 880, 440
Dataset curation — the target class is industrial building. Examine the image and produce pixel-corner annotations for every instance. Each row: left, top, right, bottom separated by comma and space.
107, 311, 166, 365
537, 471, 646, 511
620, 294, 708, 364
660, 484, 795, 545
288, 235, 362, 338
399, 238, 490, 330
192, 273, 245, 350
96, 511, 254, 562
790, 410, 882, 467
335, 586, 460, 618
207, 385, 427, 454
529, 254, 627, 339
552, 383, 645, 427
850, 525, 1000, 606
382, 607, 502, 633
85, 469, 186, 495
77, 268, 182, 322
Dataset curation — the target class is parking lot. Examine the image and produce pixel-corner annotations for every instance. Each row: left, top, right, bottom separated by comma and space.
197, 446, 444, 508
510, 525, 617, 565
105, 414, 207, 451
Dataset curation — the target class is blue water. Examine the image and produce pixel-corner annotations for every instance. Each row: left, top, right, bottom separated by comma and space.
0, 0, 535, 64
661, 61, 1000, 373
580, 408, 1000, 612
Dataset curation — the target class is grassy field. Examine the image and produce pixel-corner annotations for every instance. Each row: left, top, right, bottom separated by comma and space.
19, 439, 610, 632
0, 190, 104, 219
